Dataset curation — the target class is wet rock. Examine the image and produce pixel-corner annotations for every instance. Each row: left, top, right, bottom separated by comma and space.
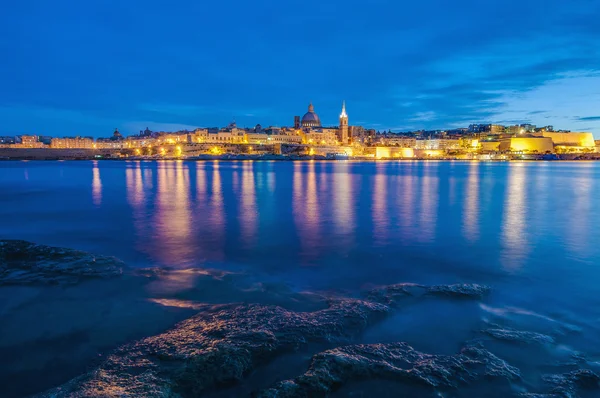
426, 283, 491, 299
483, 328, 555, 345
257, 342, 520, 397
368, 283, 490, 304
37, 299, 390, 397
541, 369, 600, 397
0, 240, 124, 285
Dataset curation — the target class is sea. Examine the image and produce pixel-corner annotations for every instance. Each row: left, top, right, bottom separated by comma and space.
1, 160, 600, 397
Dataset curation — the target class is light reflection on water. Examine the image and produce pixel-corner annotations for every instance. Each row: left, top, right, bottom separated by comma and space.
2, 160, 600, 397
2, 160, 600, 303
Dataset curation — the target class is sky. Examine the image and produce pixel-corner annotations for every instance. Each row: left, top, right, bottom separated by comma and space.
1, 0, 600, 137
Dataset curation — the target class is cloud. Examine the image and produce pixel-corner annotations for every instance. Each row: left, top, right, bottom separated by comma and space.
1, 0, 599, 136
576, 116, 600, 122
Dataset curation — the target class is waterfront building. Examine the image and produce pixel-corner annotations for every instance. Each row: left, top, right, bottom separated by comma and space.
478, 140, 501, 152
468, 124, 491, 133
50, 137, 94, 149
269, 134, 303, 144
300, 103, 321, 128
112, 128, 124, 140
191, 128, 209, 143
244, 133, 270, 144
339, 101, 349, 145
376, 147, 415, 159
490, 124, 505, 135
502, 137, 554, 153
302, 129, 338, 146
14, 135, 45, 148
520, 124, 537, 132
414, 139, 461, 150
378, 135, 416, 147
540, 132, 595, 152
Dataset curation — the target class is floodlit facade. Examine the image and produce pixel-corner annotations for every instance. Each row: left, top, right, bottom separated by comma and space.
50, 137, 94, 149
376, 147, 415, 159
504, 137, 554, 153
542, 132, 595, 151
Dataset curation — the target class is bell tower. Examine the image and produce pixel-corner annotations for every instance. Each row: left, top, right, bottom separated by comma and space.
339, 101, 349, 145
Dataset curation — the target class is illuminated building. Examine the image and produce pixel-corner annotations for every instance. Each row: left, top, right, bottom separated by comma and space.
378, 135, 416, 147
541, 132, 595, 152
479, 141, 501, 152
303, 129, 338, 146
502, 137, 554, 153
414, 139, 461, 150
267, 133, 303, 144
11, 135, 45, 148
50, 137, 94, 149
191, 128, 209, 143
300, 103, 321, 128
112, 128, 124, 140
339, 101, 349, 145
376, 147, 415, 159
490, 124, 505, 135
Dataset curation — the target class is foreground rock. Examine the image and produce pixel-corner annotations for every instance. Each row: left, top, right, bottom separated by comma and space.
0, 240, 124, 285
483, 327, 555, 345
257, 342, 520, 397
37, 299, 390, 397
368, 283, 490, 304
542, 369, 600, 397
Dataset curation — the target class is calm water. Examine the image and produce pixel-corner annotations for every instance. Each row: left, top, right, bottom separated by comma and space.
1, 160, 600, 396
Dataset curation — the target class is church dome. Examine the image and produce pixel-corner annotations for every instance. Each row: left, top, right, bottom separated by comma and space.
301, 103, 321, 127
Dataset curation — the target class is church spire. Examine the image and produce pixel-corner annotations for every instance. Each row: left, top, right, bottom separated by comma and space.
340, 100, 348, 118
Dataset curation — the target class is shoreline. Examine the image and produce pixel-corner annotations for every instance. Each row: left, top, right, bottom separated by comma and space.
2, 155, 600, 162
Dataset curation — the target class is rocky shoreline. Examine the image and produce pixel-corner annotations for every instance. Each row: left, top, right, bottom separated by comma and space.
1, 240, 598, 397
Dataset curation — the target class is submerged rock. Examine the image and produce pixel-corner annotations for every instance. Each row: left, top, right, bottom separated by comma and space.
257, 342, 520, 397
541, 369, 600, 397
483, 328, 555, 345
368, 283, 490, 304
0, 240, 124, 285
37, 299, 390, 397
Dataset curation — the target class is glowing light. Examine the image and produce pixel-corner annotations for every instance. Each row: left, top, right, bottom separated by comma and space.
92, 161, 102, 206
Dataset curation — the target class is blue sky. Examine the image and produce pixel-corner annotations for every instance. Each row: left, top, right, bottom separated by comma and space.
1, 0, 600, 137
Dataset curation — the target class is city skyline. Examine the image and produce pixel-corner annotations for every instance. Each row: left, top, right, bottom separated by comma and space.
2, 0, 600, 137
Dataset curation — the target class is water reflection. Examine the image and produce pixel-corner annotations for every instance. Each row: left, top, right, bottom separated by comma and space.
125, 162, 144, 208
208, 162, 225, 260
92, 161, 102, 207
240, 162, 257, 245
293, 162, 321, 262
125, 162, 147, 252
332, 163, 355, 243
418, 166, 439, 243
501, 163, 528, 271
565, 164, 593, 257
372, 164, 389, 246
463, 162, 480, 242
152, 161, 194, 267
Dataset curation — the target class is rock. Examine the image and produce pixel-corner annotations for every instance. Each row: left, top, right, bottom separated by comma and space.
0, 240, 124, 285
368, 283, 490, 304
541, 369, 600, 397
257, 342, 520, 397
426, 283, 491, 299
36, 299, 390, 397
483, 328, 555, 345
